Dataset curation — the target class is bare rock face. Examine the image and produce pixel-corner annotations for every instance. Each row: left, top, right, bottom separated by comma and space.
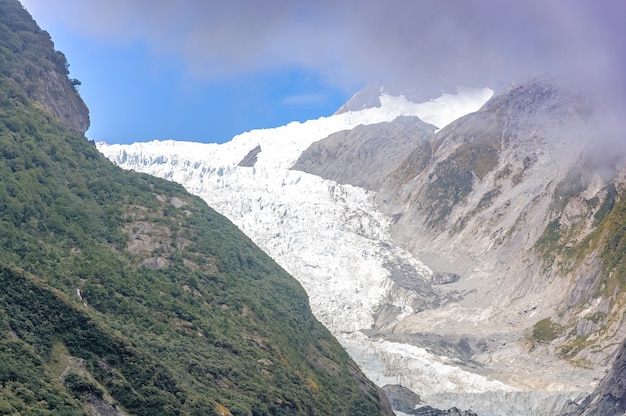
27, 61, 90, 135
364, 83, 626, 415
383, 384, 424, 413
378, 80, 592, 232
0, 1, 90, 134
569, 339, 626, 415
410, 406, 478, 416
334, 81, 382, 114
238, 145, 262, 167
292, 116, 436, 191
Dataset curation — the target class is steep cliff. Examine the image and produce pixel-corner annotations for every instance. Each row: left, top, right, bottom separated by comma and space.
570, 338, 626, 415
0, 0, 89, 134
375, 80, 626, 370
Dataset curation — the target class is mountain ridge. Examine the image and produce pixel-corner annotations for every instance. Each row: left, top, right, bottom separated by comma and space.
292, 116, 436, 191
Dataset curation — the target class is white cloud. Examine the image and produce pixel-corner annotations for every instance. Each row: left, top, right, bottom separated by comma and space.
280, 93, 328, 106
21, 0, 626, 110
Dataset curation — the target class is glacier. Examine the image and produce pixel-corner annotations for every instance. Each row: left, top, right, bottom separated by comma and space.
97, 86, 574, 413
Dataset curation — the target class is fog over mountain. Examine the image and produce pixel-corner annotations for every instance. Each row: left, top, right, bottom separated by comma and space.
23, 1, 626, 103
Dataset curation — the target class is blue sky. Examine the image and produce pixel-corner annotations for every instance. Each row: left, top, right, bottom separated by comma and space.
19, 5, 353, 144
20, 1, 625, 145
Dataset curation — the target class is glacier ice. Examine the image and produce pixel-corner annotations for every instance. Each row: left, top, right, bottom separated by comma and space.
97, 88, 523, 406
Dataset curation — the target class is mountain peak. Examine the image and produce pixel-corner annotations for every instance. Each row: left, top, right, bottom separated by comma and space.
481, 78, 592, 124
334, 81, 382, 114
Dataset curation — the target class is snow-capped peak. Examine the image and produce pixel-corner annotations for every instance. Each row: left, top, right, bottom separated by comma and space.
379, 86, 495, 129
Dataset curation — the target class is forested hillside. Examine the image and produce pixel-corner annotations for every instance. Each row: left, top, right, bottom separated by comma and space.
0, 1, 392, 414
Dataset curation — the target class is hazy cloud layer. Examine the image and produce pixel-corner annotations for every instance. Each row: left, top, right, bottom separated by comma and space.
22, 1, 626, 103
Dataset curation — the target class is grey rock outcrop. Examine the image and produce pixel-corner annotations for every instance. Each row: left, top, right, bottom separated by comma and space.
239, 145, 262, 167
383, 384, 479, 416
375, 80, 626, 366
410, 406, 477, 416
426, 390, 585, 416
292, 116, 436, 191
383, 384, 424, 413
27, 61, 90, 134
334, 81, 382, 114
568, 339, 626, 415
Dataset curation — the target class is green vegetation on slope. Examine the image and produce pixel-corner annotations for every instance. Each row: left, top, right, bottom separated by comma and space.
425, 138, 499, 227
533, 164, 626, 363
556, 190, 626, 361
0, 1, 388, 414
595, 189, 626, 295
532, 318, 564, 344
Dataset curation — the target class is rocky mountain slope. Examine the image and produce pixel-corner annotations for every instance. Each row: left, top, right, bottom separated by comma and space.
294, 80, 626, 414
0, 2, 393, 414
375, 80, 626, 370
334, 81, 383, 114
292, 116, 436, 191
568, 337, 626, 415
